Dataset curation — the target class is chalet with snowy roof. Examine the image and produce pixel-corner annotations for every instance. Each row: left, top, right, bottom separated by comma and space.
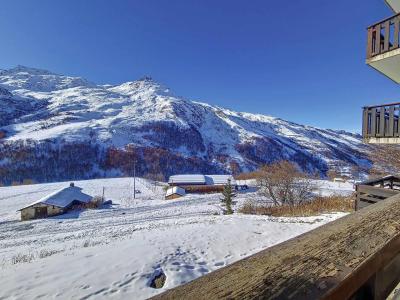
167, 174, 236, 195
165, 187, 186, 200
18, 183, 93, 221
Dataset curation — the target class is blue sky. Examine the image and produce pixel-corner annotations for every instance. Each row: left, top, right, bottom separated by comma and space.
0, 0, 398, 132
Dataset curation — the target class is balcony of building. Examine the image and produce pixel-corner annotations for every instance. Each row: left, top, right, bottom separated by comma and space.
386, 0, 400, 13
362, 102, 400, 143
367, 13, 400, 83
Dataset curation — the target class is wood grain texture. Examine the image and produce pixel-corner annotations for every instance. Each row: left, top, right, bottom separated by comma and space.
152, 195, 400, 300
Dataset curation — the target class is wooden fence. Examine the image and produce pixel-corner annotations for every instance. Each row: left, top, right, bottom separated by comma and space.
362, 103, 400, 140
153, 194, 400, 299
356, 184, 400, 210
367, 13, 400, 59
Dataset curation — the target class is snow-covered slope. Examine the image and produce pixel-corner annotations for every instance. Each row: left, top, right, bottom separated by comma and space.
0, 65, 94, 92
0, 66, 371, 183
0, 177, 352, 299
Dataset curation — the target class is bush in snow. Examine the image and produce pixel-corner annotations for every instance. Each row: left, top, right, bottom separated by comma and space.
239, 194, 355, 217
86, 196, 104, 209
12, 253, 34, 264
256, 161, 315, 207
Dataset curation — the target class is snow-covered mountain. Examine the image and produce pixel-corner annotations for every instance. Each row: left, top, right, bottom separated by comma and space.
0, 66, 371, 183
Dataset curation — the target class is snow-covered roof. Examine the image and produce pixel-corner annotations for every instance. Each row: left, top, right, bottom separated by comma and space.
168, 174, 236, 186
165, 187, 186, 197
168, 175, 206, 185
20, 186, 93, 210
205, 175, 236, 185
333, 178, 345, 182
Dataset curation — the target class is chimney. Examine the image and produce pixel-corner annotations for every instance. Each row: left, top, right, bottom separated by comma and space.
70, 182, 75, 187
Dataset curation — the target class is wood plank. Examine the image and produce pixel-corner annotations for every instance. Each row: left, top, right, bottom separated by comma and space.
373, 253, 400, 299
367, 28, 373, 58
358, 195, 382, 203
389, 106, 395, 136
357, 200, 373, 209
357, 185, 400, 198
384, 20, 390, 52
375, 24, 382, 54
393, 17, 400, 49
152, 195, 400, 300
362, 108, 369, 137
397, 106, 400, 136
379, 107, 386, 137
371, 108, 377, 137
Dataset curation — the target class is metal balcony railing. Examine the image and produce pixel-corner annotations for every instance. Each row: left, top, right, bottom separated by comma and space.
362, 102, 400, 140
367, 13, 400, 59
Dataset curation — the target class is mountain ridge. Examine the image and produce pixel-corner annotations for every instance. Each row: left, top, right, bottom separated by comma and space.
0, 66, 371, 184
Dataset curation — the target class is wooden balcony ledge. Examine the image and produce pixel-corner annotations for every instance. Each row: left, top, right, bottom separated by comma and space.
153, 195, 400, 299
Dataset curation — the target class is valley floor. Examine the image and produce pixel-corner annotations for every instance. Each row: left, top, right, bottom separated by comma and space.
0, 177, 354, 299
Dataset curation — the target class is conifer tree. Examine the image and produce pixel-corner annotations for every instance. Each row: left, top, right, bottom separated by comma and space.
221, 179, 236, 214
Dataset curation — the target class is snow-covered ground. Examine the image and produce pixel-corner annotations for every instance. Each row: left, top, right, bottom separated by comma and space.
0, 177, 354, 299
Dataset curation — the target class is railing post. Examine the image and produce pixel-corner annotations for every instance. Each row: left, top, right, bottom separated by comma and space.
379, 107, 386, 137
397, 106, 400, 137
362, 107, 369, 138
384, 20, 390, 52
393, 17, 400, 50
375, 24, 382, 55
371, 108, 377, 137
367, 28, 373, 59
388, 106, 395, 136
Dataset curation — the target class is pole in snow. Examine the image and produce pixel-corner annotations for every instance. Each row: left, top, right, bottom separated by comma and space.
133, 158, 136, 200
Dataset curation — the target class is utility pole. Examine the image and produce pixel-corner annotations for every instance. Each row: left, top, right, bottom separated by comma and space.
133, 158, 136, 200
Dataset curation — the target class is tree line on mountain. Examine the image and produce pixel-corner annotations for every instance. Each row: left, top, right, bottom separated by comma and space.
0, 135, 379, 186
0, 139, 221, 186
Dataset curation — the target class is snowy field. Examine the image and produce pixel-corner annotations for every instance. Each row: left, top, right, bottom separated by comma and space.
0, 177, 354, 299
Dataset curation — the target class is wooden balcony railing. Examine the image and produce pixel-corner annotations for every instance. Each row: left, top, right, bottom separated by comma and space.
362, 102, 400, 140
356, 175, 400, 210
153, 194, 400, 300
367, 13, 400, 59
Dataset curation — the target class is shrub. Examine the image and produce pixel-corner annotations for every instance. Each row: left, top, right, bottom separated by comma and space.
239, 195, 355, 217
256, 161, 315, 206
83, 239, 101, 248
85, 196, 104, 209
39, 249, 61, 259
12, 253, 34, 264
235, 171, 260, 180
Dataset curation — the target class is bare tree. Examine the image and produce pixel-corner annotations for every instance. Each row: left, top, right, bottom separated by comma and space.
256, 161, 314, 206
145, 172, 165, 191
